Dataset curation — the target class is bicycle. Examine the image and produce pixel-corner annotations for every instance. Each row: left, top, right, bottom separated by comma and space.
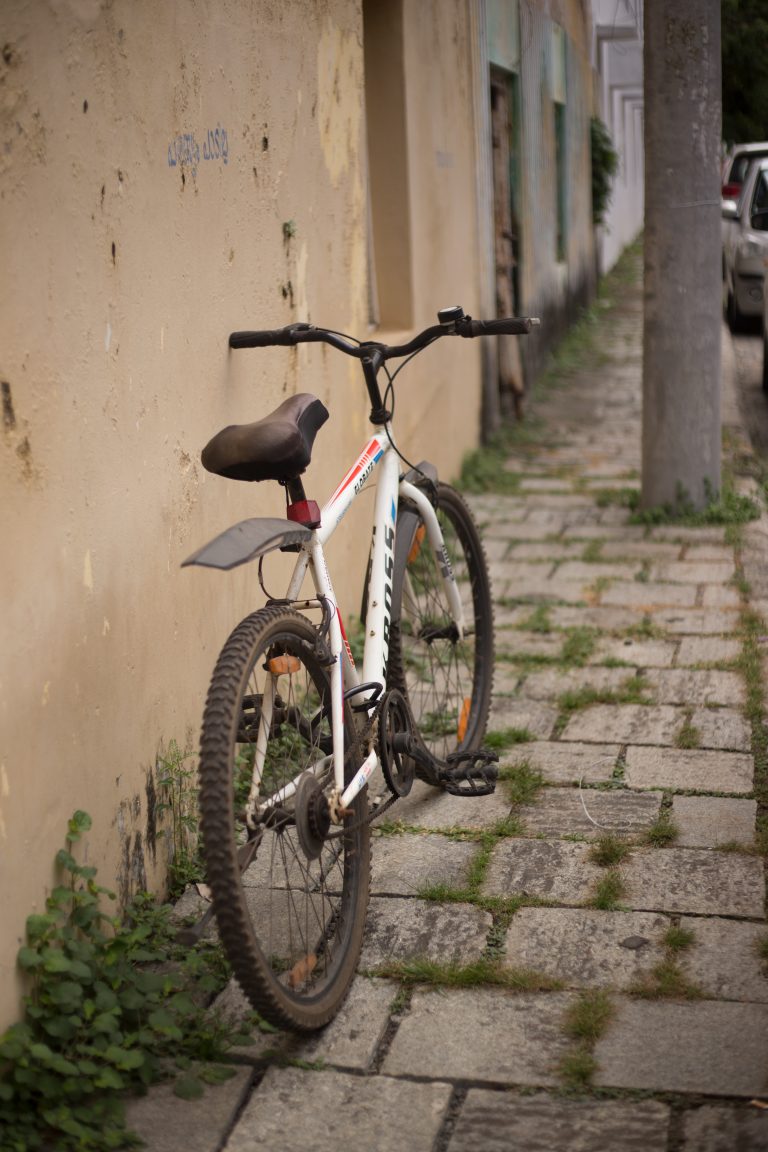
183, 305, 538, 1031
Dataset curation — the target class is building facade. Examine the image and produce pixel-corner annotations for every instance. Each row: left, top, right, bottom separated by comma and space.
0, 0, 629, 1030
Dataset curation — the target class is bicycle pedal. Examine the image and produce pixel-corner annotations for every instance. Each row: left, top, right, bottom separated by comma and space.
438, 749, 499, 797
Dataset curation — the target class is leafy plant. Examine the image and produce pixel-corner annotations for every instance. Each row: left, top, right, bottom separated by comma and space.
590, 117, 619, 225
0, 812, 247, 1151
155, 738, 202, 897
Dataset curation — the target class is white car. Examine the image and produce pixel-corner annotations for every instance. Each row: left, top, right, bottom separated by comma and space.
723, 157, 768, 332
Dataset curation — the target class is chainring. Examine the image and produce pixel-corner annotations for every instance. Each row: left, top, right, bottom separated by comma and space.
377, 688, 415, 798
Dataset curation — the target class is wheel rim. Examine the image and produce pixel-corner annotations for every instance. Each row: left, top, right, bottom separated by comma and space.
204, 619, 364, 1018
396, 501, 485, 760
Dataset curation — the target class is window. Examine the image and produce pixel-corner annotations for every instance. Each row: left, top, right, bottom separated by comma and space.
363, 0, 413, 329
551, 24, 567, 263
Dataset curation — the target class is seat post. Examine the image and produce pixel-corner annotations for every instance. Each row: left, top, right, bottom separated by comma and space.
284, 477, 322, 529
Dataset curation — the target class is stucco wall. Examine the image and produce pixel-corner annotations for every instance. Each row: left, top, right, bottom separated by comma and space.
0, 0, 484, 1029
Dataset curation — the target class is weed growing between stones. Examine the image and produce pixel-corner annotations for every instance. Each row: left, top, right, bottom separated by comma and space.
675, 711, 701, 750
0, 812, 252, 1152
589, 869, 626, 911
555, 675, 653, 724
560, 628, 597, 667
641, 810, 678, 847
588, 835, 631, 868
498, 759, 545, 807
630, 923, 701, 1001
484, 727, 536, 751
596, 480, 760, 527
735, 604, 768, 857
581, 540, 604, 563
155, 737, 202, 898
521, 604, 553, 633
559, 990, 615, 1089
374, 957, 563, 992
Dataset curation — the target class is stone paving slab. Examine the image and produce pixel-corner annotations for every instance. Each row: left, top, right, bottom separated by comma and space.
488, 698, 557, 737
495, 576, 597, 605
600, 581, 698, 608
548, 604, 651, 630
225, 1067, 452, 1152
623, 848, 765, 918
652, 608, 740, 634
508, 541, 584, 560
650, 561, 735, 583
561, 703, 751, 750
125, 1065, 252, 1152
642, 668, 745, 707
495, 631, 564, 659
675, 636, 742, 665
391, 778, 515, 834
359, 897, 491, 969
561, 523, 651, 541
672, 796, 757, 847
624, 746, 754, 793
555, 561, 641, 583
600, 540, 681, 559
688, 707, 752, 752
594, 999, 768, 1097
212, 975, 398, 1070
504, 907, 668, 990
519, 666, 642, 701
485, 520, 567, 541
680, 1104, 768, 1150
560, 704, 681, 745
519, 787, 662, 839
483, 838, 603, 904
679, 916, 768, 1003
650, 525, 728, 544
448, 1092, 670, 1152
393, 778, 514, 830
498, 741, 620, 785
591, 636, 677, 667
370, 832, 479, 896
684, 544, 737, 562
702, 585, 742, 608
382, 989, 574, 1085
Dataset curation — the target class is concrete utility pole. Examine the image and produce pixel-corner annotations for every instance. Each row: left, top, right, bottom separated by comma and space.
642, 1, 722, 511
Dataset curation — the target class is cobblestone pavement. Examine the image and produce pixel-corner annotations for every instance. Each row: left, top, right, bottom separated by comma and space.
129, 253, 768, 1150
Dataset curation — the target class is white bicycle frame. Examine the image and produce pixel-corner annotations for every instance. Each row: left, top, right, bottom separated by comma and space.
249, 423, 466, 826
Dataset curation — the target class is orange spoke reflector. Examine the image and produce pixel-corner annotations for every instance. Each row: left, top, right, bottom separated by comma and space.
408, 524, 427, 564
287, 953, 317, 988
267, 654, 301, 676
457, 697, 471, 742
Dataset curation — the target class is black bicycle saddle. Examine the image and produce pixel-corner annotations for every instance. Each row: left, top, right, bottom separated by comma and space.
201, 393, 329, 482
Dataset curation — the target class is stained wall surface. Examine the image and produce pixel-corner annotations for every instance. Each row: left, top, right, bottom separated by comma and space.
0, 0, 483, 1029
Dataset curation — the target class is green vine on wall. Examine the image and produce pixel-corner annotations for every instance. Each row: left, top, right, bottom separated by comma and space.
0, 811, 247, 1151
590, 116, 620, 226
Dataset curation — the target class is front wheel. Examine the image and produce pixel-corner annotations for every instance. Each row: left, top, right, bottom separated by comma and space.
387, 482, 494, 767
198, 605, 370, 1032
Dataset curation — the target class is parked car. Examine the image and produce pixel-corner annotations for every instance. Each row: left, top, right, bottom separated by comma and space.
722, 157, 768, 332
722, 142, 768, 203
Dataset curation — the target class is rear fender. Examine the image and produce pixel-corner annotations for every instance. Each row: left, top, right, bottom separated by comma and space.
182, 517, 312, 571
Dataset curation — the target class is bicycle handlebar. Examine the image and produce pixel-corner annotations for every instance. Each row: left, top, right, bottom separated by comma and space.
228, 311, 540, 362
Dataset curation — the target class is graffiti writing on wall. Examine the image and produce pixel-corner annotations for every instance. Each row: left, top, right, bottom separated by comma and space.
167, 126, 229, 177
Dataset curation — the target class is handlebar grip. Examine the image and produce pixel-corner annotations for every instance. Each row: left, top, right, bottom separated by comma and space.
465, 316, 540, 337
229, 323, 313, 349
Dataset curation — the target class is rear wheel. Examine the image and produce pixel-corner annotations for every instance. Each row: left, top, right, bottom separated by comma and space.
199, 605, 369, 1031
388, 483, 494, 767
